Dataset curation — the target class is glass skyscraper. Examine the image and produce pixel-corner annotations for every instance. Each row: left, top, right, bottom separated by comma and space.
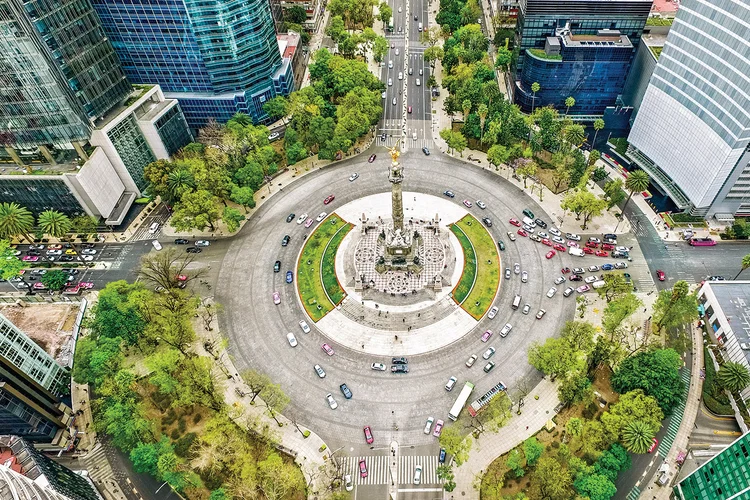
92, 0, 289, 128
626, 0, 750, 217
0, 0, 131, 149
674, 432, 750, 499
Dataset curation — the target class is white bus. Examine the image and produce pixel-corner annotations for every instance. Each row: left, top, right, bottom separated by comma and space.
448, 381, 474, 421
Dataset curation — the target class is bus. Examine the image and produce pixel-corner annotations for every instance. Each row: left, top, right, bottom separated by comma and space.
387, 15, 394, 32
448, 382, 474, 421
689, 237, 716, 246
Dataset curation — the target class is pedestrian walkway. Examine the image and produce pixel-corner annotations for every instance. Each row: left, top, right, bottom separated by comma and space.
657, 368, 692, 457
339, 455, 442, 486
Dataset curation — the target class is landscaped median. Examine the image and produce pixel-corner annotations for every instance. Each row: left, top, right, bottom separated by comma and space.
297, 214, 353, 321
450, 215, 500, 319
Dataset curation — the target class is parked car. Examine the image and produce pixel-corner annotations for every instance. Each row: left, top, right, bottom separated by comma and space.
566, 233, 581, 241
466, 354, 478, 367
371, 362, 387, 371
576, 284, 591, 293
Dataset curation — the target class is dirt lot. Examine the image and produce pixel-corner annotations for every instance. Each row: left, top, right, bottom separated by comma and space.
0, 303, 79, 358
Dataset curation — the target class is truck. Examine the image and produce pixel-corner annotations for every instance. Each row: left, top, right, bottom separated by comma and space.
569, 247, 584, 257
448, 382, 474, 421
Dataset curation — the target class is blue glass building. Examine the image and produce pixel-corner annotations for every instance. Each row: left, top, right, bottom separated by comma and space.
92, 0, 293, 128
516, 30, 634, 114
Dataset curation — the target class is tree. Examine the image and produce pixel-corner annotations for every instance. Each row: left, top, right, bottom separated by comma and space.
438, 426, 472, 466
241, 369, 272, 404
596, 274, 633, 303
734, 254, 750, 279
464, 390, 511, 435
523, 437, 544, 466
589, 149, 602, 167
574, 473, 617, 500
0, 202, 34, 241
602, 292, 641, 336
285, 5, 307, 24
565, 96, 575, 115
603, 178, 626, 209
601, 389, 663, 442
593, 118, 605, 146
420, 26, 442, 47
41, 270, 69, 291
166, 168, 196, 202
567, 417, 583, 438
423, 46, 444, 68
171, 190, 221, 232
565, 124, 586, 148
461, 99, 472, 120
262, 96, 289, 125
260, 382, 290, 427
230, 185, 256, 212
486, 144, 510, 170
612, 349, 684, 413
531, 456, 572, 500
378, 2, 392, 26
551, 164, 571, 192
623, 170, 650, 211
495, 46, 512, 71
258, 452, 305, 500
505, 448, 525, 477
37, 210, 71, 238
559, 375, 593, 404
477, 103, 488, 140
561, 189, 607, 230
373, 36, 389, 63
222, 206, 245, 233
138, 248, 203, 293
0, 240, 25, 284
71, 215, 98, 235
621, 420, 656, 454
718, 361, 750, 393
439, 129, 467, 156
530, 82, 540, 113
516, 160, 537, 188
653, 280, 697, 331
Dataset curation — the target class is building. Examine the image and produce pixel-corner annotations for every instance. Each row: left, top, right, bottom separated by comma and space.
0, 313, 73, 449
626, 0, 750, 219
621, 30, 668, 121
0, 435, 101, 499
515, 30, 634, 115
278, 32, 307, 93
673, 432, 750, 500
91, 0, 293, 128
278, 0, 324, 32
0, 85, 193, 225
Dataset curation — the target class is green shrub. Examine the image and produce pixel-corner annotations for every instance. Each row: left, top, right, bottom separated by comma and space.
671, 213, 705, 223
192, 413, 202, 424
178, 417, 187, 433
173, 432, 197, 458
170, 428, 181, 440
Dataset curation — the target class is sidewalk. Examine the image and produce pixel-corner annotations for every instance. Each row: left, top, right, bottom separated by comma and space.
453, 378, 560, 498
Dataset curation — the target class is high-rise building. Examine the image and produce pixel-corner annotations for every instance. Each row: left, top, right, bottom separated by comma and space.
626, 0, 750, 218
91, 0, 294, 128
673, 431, 750, 499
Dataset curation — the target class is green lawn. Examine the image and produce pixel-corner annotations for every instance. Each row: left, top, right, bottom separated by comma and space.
297, 214, 352, 321
450, 215, 500, 319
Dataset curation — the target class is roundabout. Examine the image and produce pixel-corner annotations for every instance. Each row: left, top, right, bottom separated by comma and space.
216, 146, 576, 453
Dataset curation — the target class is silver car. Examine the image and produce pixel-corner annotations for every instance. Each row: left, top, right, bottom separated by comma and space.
521, 271, 528, 283
522, 304, 531, 315
499, 324, 512, 337
522, 224, 535, 233
326, 393, 338, 409
552, 235, 565, 244
483, 347, 496, 359
299, 320, 311, 333
314, 364, 326, 378
546, 287, 558, 298
549, 227, 561, 236
488, 306, 499, 319
514, 263, 520, 274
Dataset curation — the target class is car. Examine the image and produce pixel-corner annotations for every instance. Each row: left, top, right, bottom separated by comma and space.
391, 365, 409, 373
414, 464, 423, 485
595, 250, 609, 257
569, 274, 583, 281
422, 147, 430, 155
281, 235, 290, 246
602, 243, 615, 251
568, 241, 580, 248
46, 249, 62, 256
323, 195, 335, 205
614, 262, 628, 269
552, 235, 565, 245
566, 233, 581, 241
419, 68, 423, 75
296, 213, 308, 224
148, 222, 160, 234
514, 263, 521, 274
483, 361, 496, 373
623, 273, 632, 283
443, 190, 455, 198
507, 231, 516, 241
616, 246, 630, 253
482, 217, 492, 227
26, 250, 41, 256
407, 105, 412, 113
481, 330, 493, 342
392, 97, 397, 105
326, 393, 338, 409
522, 209, 535, 219
268, 132, 280, 141
538, 231, 549, 239
22, 256, 38, 262
433, 420, 444, 437
349, 172, 360, 182
364, 426, 374, 444
58, 254, 75, 261
522, 224, 535, 233
476, 200, 487, 209
368, 154, 377, 163
584, 276, 598, 284
47, 244, 62, 250
424, 417, 435, 434
601, 263, 614, 271
549, 227, 561, 236
553, 243, 566, 252
517, 229, 528, 237
612, 250, 629, 258
305, 218, 314, 228
322, 343, 335, 356
33, 282, 47, 290
648, 438, 659, 453
286, 271, 293, 283
195, 240, 210, 247
273, 291, 281, 304
708, 275, 726, 281
585, 241, 599, 249
483, 347, 496, 360
81, 255, 94, 262
439, 448, 446, 463
554, 276, 566, 285
286, 213, 295, 223
445, 377, 457, 391
488, 306, 499, 319
576, 284, 591, 293
504, 268, 511, 279
382, 91, 387, 99
498, 240, 506, 251
64, 249, 77, 255
340, 383, 353, 399
392, 357, 408, 364
588, 237, 601, 244
186, 247, 201, 253
529, 234, 541, 242
371, 362, 387, 371
344, 474, 353, 492
299, 320, 311, 333
316, 212, 327, 222
583, 247, 595, 255
545, 250, 556, 259
415, 78, 421, 86
359, 459, 368, 478
657, 269, 666, 281
563, 287, 575, 297
573, 267, 586, 274
536, 309, 547, 319
521, 271, 528, 283
547, 287, 557, 298
286, 332, 297, 346
535, 218, 547, 228
509, 218, 521, 227
314, 364, 326, 378
174, 238, 189, 245
500, 323, 512, 337
561, 267, 571, 274
462, 199, 473, 208
541, 238, 552, 247
588, 265, 600, 272
466, 354, 478, 367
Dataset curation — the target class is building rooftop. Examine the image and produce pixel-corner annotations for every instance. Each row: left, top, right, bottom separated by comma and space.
0, 160, 81, 175
651, 0, 679, 15
707, 282, 750, 362
561, 32, 633, 48
95, 84, 155, 128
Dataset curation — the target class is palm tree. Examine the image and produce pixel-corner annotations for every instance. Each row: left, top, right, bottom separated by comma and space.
565, 125, 585, 148
530, 82, 540, 114
623, 170, 650, 211
718, 362, 750, 393
477, 104, 488, 141
593, 118, 605, 146
622, 420, 656, 454
167, 169, 196, 202
461, 99, 472, 122
564, 96, 575, 115
733, 254, 750, 279
0, 202, 34, 242
37, 210, 72, 239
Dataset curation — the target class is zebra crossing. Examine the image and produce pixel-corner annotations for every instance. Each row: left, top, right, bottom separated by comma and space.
84, 442, 116, 483
625, 486, 641, 500
657, 368, 691, 457
340, 455, 441, 486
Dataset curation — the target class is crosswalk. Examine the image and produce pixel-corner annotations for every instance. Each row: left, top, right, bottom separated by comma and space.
340, 455, 442, 486
657, 368, 691, 457
84, 442, 116, 483
625, 486, 641, 500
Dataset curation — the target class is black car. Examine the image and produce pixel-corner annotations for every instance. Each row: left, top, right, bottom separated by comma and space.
81, 243, 96, 249
569, 274, 583, 281
59, 255, 74, 262
439, 448, 446, 463
392, 357, 408, 364
186, 247, 202, 253
482, 217, 492, 227
535, 218, 547, 228
281, 235, 290, 246
67, 269, 79, 275
174, 238, 190, 245
381, 133, 387, 141
368, 154, 377, 163
391, 365, 409, 373
443, 190, 455, 198
274, 260, 281, 272
422, 147, 430, 156
286, 213, 295, 223
340, 383, 353, 399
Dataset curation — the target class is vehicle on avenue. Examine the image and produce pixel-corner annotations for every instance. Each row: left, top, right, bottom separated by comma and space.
657, 269, 666, 281
504, 268, 511, 279
364, 426, 374, 444
483, 347, 496, 360
488, 306, 499, 319
368, 154, 377, 163
443, 190, 455, 198
359, 459, 368, 477
323, 195, 335, 205
521, 271, 528, 283
433, 420, 444, 437
186, 247, 201, 253
545, 250, 556, 259
46, 250, 62, 256
561, 267, 571, 274
371, 363, 387, 371
538, 231, 548, 239
439, 449, 446, 463
573, 267, 586, 274
305, 218, 314, 228
340, 383, 353, 399
22, 256, 38, 262
588, 265, 600, 272
286, 213, 296, 223
268, 132, 280, 141
476, 200, 486, 209
508, 217, 521, 227
648, 438, 659, 453
529, 234, 541, 242
588, 237, 601, 244
522, 209, 534, 219
576, 284, 591, 293
498, 240, 505, 251
553, 243, 566, 252
563, 287, 575, 297
514, 263, 521, 274
174, 238, 190, 245
507, 231, 516, 241
299, 320, 311, 333
522, 224, 535, 233
391, 365, 409, 373
350, 172, 360, 181
547, 287, 557, 298
482, 217, 492, 227
281, 235, 290, 246
541, 238, 552, 247
689, 237, 716, 246
499, 323, 512, 337
549, 227, 561, 236
566, 233, 581, 241
322, 343, 335, 356
316, 212, 327, 222
392, 357, 408, 364
614, 262, 628, 269
602, 243, 615, 251
584, 276, 598, 284
195, 240, 210, 247
586, 241, 599, 249
407, 105, 412, 113
445, 377, 457, 391
344, 475, 353, 492
424, 417, 434, 434
536, 309, 546, 319
484, 361, 496, 373
517, 229, 528, 237
463, 199, 472, 208
481, 330, 492, 342
595, 250, 609, 257
286, 271, 293, 283
554, 276, 566, 285
466, 355, 477, 367
297, 213, 308, 224
273, 291, 281, 304
314, 364, 326, 378
568, 241, 579, 248
601, 263, 614, 271
583, 247, 595, 255
422, 147, 430, 155
326, 393, 338, 409
392, 97, 397, 105
535, 218, 547, 228
286, 332, 297, 347
65, 249, 77, 255
552, 235, 565, 245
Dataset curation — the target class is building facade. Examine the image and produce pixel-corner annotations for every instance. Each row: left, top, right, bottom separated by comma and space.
673, 432, 750, 499
91, 0, 292, 128
620, 29, 668, 121
515, 30, 633, 114
278, 0, 324, 32
626, 0, 750, 218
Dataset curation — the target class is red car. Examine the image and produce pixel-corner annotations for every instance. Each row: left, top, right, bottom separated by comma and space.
321, 343, 335, 356
545, 250, 556, 259
602, 243, 615, 251
553, 243, 566, 252
648, 438, 658, 453
561, 267, 571, 274
509, 218, 521, 227
541, 238, 552, 247
585, 241, 599, 248
517, 229, 528, 237
583, 247, 595, 255
657, 270, 666, 281
359, 459, 368, 477
595, 250, 609, 257
363, 426, 374, 444
323, 195, 335, 205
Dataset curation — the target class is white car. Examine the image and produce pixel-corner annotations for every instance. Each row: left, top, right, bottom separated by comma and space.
81, 249, 97, 255
499, 323, 512, 337
349, 172, 359, 181
547, 287, 558, 298
314, 364, 326, 378
82, 255, 94, 262
514, 263, 520, 274
371, 362, 387, 371
398, 71, 403, 80
476, 200, 487, 209
424, 417, 434, 434
566, 233, 581, 241
381, 91, 387, 99
392, 97, 397, 106
588, 237, 601, 244
466, 354, 477, 367
584, 275, 598, 284
297, 213, 308, 224
552, 236, 565, 244
316, 212, 327, 222
287, 332, 298, 347
46, 250, 62, 256
521, 271, 528, 283
388, 60, 393, 68
195, 240, 210, 247
554, 276, 566, 285
344, 474, 353, 491
483, 347, 496, 359
299, 320, 311, 333
268, 132, 280, 141
522, 224, 535, 233
445, 376, 457, 391
326, 393, 338, 410
538, 231, 548, 239
488, 306, 499, 319
414, 465, 422, 485
507, 231, 516, 241
388, 78, 393, 86
549, 227, 561, 236
415, 78, 421, 86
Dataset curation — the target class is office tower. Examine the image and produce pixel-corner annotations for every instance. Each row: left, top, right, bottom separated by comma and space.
626, 0, 750, 218
92, 0, 294, 128
673, 432, 750, 499
0, 435, 101, 499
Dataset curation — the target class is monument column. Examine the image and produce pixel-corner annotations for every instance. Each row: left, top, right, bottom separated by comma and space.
388, 141, 404, 232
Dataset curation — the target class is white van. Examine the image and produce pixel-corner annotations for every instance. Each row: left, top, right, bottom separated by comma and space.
418, 22, 423, 31
148, 222, 160, 234
592, 280, 606, 289
569, 247, 584, 257
522, 216, 536, 228
512, 294, 521, 310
